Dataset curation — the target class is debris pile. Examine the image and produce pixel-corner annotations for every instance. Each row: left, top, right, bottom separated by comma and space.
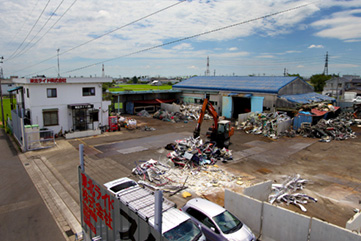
125, 118, 137, 129
238, 112, 291, 139
297, 112, 356, 142
153, 109, 189, 123
132, 159, 246, 196
269, 174, 317, 212
166, 136, 233, 166
152, 104, 211, 123
137, 110, 151, 117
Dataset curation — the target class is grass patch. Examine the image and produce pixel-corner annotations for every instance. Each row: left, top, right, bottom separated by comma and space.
109, 84, 172, 92
0, 98, 14, 123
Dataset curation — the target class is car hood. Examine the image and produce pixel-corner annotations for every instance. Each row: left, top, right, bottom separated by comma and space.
223, 224, 255, 241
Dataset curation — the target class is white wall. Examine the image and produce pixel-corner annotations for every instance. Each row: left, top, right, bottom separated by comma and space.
19, 81, 107, 133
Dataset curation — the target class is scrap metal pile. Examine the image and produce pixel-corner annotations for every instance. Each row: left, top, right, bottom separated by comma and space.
297, 112, 356, 142
132, 158, 245, 196
152, 104, 211, 122
237, 112, 291, 139
166, 136, 233, 166
269, 174, 317, 212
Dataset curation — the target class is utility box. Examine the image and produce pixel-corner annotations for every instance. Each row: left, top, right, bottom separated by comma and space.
108, 116, 118, 131
25, 124, 40, 150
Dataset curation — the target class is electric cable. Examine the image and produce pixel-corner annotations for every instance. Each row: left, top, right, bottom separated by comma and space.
11, 0, 185, 74
63, 1, 318, 74
9, 0, 66, 61
7, 0, 52, 61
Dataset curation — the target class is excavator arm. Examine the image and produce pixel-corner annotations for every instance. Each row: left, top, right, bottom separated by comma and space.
193, 99, 218, 138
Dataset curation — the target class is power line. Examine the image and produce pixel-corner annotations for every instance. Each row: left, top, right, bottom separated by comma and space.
7, 0, 52, 60
12, 0, 184, 74
8, 0, 66, 61
63, 1, 317, 74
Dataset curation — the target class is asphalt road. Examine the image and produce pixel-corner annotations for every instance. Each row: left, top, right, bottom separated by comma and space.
0, 129, 65, 241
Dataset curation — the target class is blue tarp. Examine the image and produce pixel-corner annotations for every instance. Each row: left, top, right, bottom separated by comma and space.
280, 92, 335, 104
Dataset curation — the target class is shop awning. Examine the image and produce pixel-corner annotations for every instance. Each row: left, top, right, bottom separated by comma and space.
7, 86, 23, 92
67, 103, 94, 109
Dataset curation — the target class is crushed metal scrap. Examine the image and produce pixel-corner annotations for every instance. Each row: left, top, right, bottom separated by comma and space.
166, 136, 233, 166
269, 174, 317, 212
153, 104, 211, 123
132, 158, 249, 196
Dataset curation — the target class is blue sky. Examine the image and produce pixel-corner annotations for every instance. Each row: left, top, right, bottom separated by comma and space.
0, 0, 361, 79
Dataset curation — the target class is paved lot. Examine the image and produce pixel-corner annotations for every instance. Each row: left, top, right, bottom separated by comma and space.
18, 115, 361, 237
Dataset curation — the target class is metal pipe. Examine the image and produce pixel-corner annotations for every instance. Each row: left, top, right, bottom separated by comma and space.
79, 144, 84, 171
154, 190, 163, 234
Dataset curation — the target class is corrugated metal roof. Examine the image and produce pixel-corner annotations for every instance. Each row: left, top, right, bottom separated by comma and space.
280, 92, 335, 104
173, 76, 298, 94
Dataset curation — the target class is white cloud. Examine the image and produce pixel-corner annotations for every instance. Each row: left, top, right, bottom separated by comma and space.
172, 43, 193, 50
285, 50, 301, 54
187, 65, 198, 70
308, 44, 324, 49
311, 9, 361, 41
257, 55, 275, 59
297, 65, 305, 68
228, 47, 238, 51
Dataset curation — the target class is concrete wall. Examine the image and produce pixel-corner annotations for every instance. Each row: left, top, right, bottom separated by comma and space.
346, 212, 361, 233
310, 218, 361, 241
262, 202, 311, 241
225, 190, 263, 236
224, 190, 361, 241
243, 181, 272, 202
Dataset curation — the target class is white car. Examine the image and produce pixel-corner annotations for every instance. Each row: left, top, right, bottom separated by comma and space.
103, 177, 138, 197
352, 96, 361, 103
181, 198, 256, 241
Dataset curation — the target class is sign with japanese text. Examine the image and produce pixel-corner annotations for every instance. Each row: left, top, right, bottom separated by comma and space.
30, 78, 66, 83
80, 171, 115, 236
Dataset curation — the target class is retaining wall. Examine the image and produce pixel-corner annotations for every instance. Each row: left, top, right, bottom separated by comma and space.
224, 189, 361, 241
346, 212, 361, 233
225, 190, 263, 236
243, 180, 272, 202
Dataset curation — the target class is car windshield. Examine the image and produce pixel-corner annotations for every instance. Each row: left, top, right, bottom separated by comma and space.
163, 219, 202, 241
212, 210, 243, 234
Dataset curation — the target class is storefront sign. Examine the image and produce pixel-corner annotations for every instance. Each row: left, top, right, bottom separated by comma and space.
30, 78, 67, 83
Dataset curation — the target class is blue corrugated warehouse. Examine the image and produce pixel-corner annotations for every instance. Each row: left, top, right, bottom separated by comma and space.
173, 76, 333, 118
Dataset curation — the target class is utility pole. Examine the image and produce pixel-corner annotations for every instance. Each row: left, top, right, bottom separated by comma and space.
57, 48, 60, 77
323, 51, 328, 76
205, 56, 210, 76
0, 56, 5, 127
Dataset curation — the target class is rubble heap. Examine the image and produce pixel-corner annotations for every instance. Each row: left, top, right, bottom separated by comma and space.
132, 159, 246, 196
269, 174, 317, 212
238, 112, 291, 139
297, 112, 356, 142
152, 103, 211, 123
166, 136, 233, 166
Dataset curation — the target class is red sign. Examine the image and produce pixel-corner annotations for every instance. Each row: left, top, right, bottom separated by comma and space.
30, 78, 66, 83
81, 173, 114, 234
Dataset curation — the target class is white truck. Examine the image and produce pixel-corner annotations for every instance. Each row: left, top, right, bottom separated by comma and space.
104, 178, 205, 241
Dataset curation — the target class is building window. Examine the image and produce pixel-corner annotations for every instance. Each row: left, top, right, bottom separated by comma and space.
43, 109, 58, 126
27, 88, 29, 98
83, 87, 95, 96
47, 88, 57, 98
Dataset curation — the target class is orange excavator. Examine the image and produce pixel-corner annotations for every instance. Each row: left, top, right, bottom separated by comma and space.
193, 98, 234, 148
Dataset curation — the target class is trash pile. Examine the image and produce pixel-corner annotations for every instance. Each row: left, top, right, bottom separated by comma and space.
237, 112, 291, 139
153, 110, 189, 123
137, 110, 151, 117
269, 174, 317, 212
297, 112, 356, 142
152, 103, 211, 123
125, 118, 137, 129
166, 136, 233, 166
132, 158, 247, 196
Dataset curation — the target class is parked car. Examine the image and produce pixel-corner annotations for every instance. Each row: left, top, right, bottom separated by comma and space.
104, 178, 205, 240
181, 198, 256, 241
352, 96, 361, 103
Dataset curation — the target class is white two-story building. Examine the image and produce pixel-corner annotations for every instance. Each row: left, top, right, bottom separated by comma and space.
11, 77, 112, 139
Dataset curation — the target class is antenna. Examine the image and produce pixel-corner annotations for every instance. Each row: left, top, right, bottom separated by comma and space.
102, 64, 105, 78
323, 51, 328, 75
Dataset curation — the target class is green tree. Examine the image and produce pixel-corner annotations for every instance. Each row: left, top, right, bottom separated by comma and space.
310, 74, 332, 92
288, 73, 303, 79
132, 76, 138, 84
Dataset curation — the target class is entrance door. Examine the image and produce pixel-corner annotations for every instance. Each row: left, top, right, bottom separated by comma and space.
74, 109, 88, 131
232, 97, 251, 119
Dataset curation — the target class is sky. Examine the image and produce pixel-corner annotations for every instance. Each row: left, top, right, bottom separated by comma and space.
0, 0, 361, 79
